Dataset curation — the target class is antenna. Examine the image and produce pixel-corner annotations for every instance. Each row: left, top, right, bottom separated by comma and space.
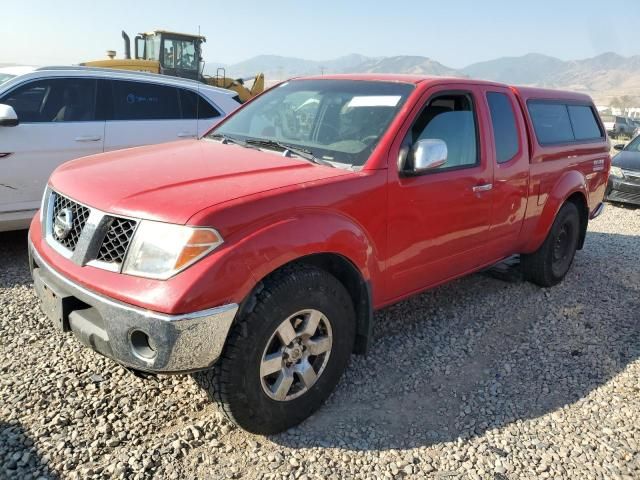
196, 24, 201, 137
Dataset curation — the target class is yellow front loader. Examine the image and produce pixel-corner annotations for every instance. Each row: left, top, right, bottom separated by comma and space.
82, 30, 264, 102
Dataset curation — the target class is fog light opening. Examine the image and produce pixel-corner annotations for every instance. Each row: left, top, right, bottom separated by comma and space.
130, 330, 157, 360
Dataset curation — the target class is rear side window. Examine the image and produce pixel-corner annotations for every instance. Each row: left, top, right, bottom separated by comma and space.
567, 105, 602, 140
179, 89, 221, 119
112, 80, 180, 120
528, 102, 574, 145
528, 101, 604, 145
487, 92, 519, 163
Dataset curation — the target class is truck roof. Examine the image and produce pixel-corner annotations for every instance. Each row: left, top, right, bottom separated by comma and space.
295, 74, 594, 103
298, 73, 485, 85
511, 85, 593, 103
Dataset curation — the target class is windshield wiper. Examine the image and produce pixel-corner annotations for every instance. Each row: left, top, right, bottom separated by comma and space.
209, 133, 261, 151
244, 138, 334, 167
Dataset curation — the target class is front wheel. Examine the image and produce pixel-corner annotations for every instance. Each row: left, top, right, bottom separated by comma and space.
194, 264, 355, 434
522, 202, 581, 287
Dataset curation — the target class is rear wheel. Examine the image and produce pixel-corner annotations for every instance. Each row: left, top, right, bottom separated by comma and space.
522, 202, 580, 287
194, 264, 355, 434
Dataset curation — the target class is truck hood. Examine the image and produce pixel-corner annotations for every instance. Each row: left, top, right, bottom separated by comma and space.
50, 140, 352, 224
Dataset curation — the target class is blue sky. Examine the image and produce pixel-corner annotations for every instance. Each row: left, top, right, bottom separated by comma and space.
2, 0, 639, 67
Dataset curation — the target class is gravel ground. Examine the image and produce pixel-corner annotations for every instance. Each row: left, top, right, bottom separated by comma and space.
1, 204, 639, 480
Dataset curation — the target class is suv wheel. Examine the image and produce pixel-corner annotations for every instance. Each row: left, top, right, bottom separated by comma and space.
194, 264, 356, 434
522, 202, 580, 287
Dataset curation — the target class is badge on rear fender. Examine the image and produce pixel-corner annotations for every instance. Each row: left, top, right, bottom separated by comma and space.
593, 159, 605, 172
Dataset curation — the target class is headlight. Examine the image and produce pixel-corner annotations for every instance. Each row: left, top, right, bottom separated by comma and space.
610, 166, 624, 178
122, 221, 223, 280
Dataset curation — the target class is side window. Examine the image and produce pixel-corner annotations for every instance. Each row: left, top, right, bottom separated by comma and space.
1, 78, 97, 123
527, 102, 574, 145
487, 92, 520, 163
179, 89, 221, 119
567, 105, 602, 140
112, 81, 180, 120
408, 93, 478, 169
197, 96, 221, 119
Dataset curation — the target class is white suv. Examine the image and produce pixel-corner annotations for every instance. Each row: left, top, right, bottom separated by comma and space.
0, 66, 240, 231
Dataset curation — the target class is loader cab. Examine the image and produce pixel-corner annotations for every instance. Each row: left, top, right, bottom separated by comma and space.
135, 31, 204, 81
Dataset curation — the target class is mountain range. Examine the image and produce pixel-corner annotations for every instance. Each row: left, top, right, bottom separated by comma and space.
214, 52, 640, 105
4, 52, 638, 106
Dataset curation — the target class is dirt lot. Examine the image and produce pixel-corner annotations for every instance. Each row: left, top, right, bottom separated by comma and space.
1, 205, 639, 479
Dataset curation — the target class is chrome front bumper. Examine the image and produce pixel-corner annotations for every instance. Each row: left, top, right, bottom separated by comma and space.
29, 241, 238, 374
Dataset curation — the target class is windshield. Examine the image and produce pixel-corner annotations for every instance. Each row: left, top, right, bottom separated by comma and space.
208, 79, 414, 167
162, 38, 198, 70
624, 135, 640, 152
0, 73, 16, 85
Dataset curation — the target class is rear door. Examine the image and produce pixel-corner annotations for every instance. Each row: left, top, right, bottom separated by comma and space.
483, 88, 530, 256
385, 85, 494, 300
103, 79, 197, 151
0, 77, 104, 215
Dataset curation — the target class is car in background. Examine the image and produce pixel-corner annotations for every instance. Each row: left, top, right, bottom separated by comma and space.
607, 137, 640, 206
0, 66, 37, 85
600, 114, 638, 138
0, 66, 240, 231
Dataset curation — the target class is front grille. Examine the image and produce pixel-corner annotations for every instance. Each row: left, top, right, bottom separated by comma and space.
609, 190, 640, 204
617, 182, 640, 195
622, 170, 640, 185
96, 217, 138, 265
51, 193, 90, 251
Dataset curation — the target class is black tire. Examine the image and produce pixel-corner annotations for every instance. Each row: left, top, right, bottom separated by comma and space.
193, 264, 356, 434
522, 202, 581, 287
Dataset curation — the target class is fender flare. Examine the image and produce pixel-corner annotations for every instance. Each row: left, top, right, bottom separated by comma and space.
524, 170, 588, 253
227, 211, 379, 353
237, 212, 378, 284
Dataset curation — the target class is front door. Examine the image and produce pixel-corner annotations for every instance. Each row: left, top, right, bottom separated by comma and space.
385, 85, 494, 301
0, 77, 104, 215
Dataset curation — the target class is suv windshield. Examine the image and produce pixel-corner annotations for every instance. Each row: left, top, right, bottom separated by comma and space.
208, 79, 414, 167
624, 135, 640, 152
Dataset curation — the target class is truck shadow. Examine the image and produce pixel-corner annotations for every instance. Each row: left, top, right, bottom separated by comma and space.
271, 230, 640, 450
0, 229, 30, 288
0, 421, 58, 479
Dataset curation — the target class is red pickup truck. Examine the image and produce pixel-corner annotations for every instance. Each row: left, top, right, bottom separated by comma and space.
29, 74, 609, 434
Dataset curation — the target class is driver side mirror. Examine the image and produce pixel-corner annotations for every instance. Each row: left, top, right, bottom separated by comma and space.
0, 104, 18, 127
401, 139, 448, 175
614, 143, 626, 151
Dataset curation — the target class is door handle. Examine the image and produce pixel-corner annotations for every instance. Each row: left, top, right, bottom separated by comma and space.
472, 183, 493, 193
177, 132, 196, 138
74, 136, 102, 142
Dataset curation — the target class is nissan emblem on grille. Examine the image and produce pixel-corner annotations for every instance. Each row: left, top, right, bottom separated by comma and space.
54, 207, 74, 240
49, 192, 91, 252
